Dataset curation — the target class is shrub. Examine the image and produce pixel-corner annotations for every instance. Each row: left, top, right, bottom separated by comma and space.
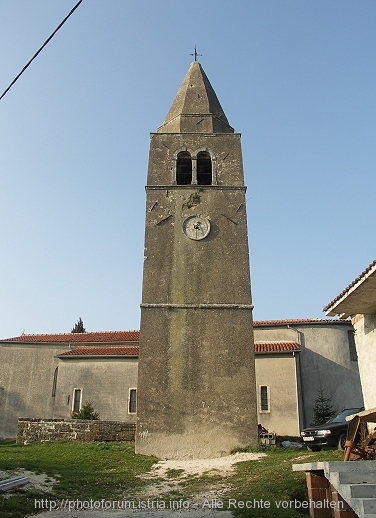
72, 400, 100, 420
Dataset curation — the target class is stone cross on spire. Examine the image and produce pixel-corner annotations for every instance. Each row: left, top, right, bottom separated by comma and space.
190, 45, 202, 62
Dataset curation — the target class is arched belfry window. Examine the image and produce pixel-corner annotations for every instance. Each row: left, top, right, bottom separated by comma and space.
197, 151, 212, 185
176, 151, 192, 185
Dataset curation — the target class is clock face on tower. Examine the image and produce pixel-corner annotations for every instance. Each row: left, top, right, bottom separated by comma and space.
182, 215, 211, 240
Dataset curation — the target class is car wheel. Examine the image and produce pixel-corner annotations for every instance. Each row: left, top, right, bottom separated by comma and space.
307, 446, 321, 452
338, 434, 347, 450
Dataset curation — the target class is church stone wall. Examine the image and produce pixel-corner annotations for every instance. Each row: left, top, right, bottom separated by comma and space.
254, 322, 364, 431
0, 345, 138, 440
294, 323, 363, 427
255, 354, 301, 436
17, 418, 135, 444
0, 343, 64, 440
51, 358, 138, 423
254, 327, 298, 343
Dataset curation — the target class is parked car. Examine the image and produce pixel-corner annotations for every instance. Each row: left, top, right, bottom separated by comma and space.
300, 408, 364, 451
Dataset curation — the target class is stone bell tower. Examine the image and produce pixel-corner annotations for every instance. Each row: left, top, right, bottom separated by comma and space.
135, 61, 258, 459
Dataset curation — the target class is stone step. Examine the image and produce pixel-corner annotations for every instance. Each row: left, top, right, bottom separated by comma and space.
351, 484, 376, 498
0, 476, 29, 492
340, 471, 376, 484
362, 499, 376, 515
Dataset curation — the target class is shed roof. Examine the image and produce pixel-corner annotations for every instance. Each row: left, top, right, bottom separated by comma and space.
255, 342, 300, 353
324, 259, 376, 318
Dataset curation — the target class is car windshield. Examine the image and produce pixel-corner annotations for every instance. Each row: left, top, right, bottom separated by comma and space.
327, 410, 359, 424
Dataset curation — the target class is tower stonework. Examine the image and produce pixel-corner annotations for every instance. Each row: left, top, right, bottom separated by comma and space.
135, 61, 258, 459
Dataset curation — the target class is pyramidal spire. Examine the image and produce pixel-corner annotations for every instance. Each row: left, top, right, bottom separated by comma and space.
158, 61, 234, 134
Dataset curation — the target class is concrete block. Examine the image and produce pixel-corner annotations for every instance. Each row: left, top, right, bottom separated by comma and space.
0, 476, 29, 492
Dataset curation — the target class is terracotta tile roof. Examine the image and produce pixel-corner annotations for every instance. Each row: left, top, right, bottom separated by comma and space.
1, 328, 300, 356
254, 342, 300, 353
58, 343, 297, 357
1, 318, 350, 344
57, 346, 139, 358
323, 259, 376, 312
2, 331, 140, 343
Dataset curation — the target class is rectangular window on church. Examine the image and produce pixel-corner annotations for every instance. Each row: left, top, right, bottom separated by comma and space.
72, 389, 82, 413
128, 389, 137, 414
259, 386, 270, 412
348, 330, 358, 361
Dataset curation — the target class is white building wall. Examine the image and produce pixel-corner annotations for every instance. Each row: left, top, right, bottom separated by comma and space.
353, 313, 376, 410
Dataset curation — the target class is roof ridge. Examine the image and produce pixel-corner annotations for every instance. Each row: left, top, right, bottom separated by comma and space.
16, 329, 140, 336
253, 318, 346, 325
2, 318, 352, 342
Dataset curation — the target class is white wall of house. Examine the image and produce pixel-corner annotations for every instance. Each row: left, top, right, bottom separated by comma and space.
352, 313, 376, 410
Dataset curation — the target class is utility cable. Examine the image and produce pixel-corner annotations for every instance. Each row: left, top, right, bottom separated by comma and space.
0, 0, 83, 101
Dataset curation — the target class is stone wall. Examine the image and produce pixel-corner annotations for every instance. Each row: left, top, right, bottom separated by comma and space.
17, 418, 136, 444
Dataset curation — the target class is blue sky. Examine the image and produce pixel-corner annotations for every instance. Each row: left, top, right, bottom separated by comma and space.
1, 0, 375, 337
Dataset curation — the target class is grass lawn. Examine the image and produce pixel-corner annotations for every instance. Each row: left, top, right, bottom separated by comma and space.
0, 441, 344, 518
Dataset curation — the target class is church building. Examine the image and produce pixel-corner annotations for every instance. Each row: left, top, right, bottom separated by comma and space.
0, 319, 362, 443
0, 61, 364, 449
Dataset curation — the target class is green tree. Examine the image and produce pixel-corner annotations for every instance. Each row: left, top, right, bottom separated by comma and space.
71, 317, 85, 333
311, 387, 337, 425
72, 400, 100, 420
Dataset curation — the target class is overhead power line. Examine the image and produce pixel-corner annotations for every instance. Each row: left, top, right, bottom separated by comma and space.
0, 0, 83, 101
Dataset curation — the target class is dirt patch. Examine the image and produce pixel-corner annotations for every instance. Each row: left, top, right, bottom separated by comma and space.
131, 451, 266, 507
142, 452, 266, 479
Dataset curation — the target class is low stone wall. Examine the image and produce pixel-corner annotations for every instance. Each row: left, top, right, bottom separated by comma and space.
17, 418, 136, 444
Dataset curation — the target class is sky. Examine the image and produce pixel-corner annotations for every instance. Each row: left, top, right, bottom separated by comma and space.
1, 0, 375, 338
